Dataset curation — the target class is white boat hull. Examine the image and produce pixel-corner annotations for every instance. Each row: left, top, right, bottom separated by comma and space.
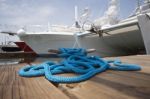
18, 24, 145, 57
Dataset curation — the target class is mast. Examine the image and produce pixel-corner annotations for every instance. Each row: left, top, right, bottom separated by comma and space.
74, 6, 80, 28
75, 6, 78, 23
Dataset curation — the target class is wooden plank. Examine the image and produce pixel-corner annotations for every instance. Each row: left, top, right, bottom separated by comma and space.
0, 63, 69, 99
59, 55, 150, 99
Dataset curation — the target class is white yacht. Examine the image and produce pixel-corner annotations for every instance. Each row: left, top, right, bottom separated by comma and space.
1, 0, 150, 57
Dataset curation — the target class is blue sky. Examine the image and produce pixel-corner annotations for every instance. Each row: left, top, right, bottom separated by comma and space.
0, 0, 141, 26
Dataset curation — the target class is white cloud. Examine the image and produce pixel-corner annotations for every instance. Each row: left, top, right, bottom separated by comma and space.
0, 0, 56, 25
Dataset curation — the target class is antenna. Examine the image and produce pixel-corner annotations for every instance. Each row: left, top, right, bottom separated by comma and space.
137, 0, 142, 14
137, 0, 140, 7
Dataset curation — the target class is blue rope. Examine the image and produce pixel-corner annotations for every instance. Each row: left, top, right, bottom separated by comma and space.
58, 48, 87, 57
18, 48, 141, 83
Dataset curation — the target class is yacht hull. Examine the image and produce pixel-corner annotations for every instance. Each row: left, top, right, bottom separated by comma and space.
18, 25, 145, 57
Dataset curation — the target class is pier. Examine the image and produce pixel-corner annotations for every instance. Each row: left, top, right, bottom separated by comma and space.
0, 55, 149, 99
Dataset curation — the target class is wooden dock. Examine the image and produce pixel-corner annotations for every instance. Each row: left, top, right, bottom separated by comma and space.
0, 55, 150, 99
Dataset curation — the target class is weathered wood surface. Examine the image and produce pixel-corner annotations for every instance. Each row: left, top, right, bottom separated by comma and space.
0, 55, 150, 99
0, 63, 69, 99
59, 55, 150, 99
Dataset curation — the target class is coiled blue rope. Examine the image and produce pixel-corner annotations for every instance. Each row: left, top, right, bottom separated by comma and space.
18, 48, 141, 83
58, 48, 87, 57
